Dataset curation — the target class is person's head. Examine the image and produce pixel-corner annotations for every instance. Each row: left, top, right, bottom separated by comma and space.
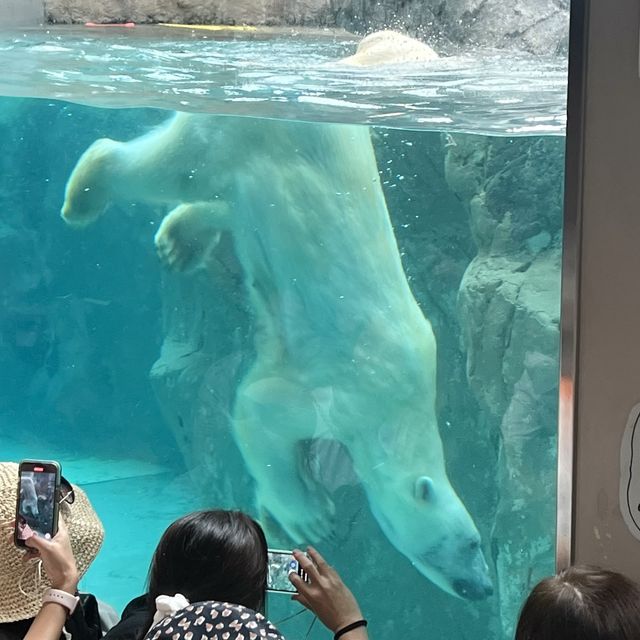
515, 565, 640, 640
0, 462, 104, 626
147, 510, 268, 614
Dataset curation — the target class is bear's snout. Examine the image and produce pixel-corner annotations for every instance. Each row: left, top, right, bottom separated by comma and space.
452, 576, 493, 600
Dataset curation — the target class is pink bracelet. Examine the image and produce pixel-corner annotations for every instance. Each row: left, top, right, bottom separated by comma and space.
42, 589, 80, 615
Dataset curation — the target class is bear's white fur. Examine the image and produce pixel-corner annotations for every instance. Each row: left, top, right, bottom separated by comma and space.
20, 475, 38, 517
61, 113, 491, 599
338, 30, 439, 67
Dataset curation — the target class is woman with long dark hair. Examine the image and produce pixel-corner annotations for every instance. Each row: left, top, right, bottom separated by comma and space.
146, 510, 268, 615
103, 510, 268, 640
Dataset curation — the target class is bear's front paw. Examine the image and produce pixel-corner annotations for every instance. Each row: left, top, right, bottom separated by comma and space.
155, 201, 227, 273
61, 138, 117, 227
260, 490, 336, 544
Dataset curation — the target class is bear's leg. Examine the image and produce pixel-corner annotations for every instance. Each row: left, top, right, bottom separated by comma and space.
234, 374, 336, 542
155, 201, 231, 273
61, 138, 120, 227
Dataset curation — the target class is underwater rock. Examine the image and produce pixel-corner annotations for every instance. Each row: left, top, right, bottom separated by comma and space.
460, 249, 560, 635
60, 112, 493, 600
445, 133, 563, 635
148, 234, 256, 509
459, 250, 561, 417
493, 349, 557, 636
448, 134, 563, 418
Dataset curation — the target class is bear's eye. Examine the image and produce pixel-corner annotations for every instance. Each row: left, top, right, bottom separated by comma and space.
469, 540, 479, 551
414, 476, 435, 503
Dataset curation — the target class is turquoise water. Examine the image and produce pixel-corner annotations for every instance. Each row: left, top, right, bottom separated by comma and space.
0, 27, 565, 640
0, 27, 566, 134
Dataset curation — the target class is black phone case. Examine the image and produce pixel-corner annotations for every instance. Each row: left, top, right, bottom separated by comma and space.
14, 460, 62, 547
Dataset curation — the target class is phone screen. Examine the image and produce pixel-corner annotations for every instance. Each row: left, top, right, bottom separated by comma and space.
15, 461, 61, 547
267, 549, 307, 593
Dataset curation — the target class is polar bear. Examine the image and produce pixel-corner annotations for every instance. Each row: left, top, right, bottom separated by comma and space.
61, 113, 492, 600
338, 30, 439, 66
20, 474, 38, 517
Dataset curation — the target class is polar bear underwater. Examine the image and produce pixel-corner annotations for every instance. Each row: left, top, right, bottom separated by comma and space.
19, 474, 39, 517
60, 111, 493, 600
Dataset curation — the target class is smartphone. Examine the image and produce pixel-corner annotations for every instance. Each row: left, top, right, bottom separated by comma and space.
14, 460, 61, 547
267, 549, 309, 593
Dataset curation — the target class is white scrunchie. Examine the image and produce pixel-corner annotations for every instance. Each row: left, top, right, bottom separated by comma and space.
150, 593, 190, 630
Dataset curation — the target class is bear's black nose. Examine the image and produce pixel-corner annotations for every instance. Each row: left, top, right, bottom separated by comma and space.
453, 578, 494, 600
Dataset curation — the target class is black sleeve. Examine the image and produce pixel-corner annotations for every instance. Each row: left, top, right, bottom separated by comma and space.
102, 595, 150, 640
65, 594, 103, 640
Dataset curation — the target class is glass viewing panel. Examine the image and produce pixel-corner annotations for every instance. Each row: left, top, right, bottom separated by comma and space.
0, 14, 568, 640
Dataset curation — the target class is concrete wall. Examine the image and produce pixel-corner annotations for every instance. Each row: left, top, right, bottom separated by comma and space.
1, 0, 44, 26
44, 0, 331, 27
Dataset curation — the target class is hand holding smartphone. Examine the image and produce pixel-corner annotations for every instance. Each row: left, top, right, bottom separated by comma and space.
14, 460, 61, 548
267, 548, 309, 593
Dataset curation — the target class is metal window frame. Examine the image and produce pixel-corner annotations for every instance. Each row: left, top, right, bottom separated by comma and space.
556, 0, 589, 570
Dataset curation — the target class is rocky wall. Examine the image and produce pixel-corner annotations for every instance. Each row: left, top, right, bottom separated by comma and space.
44, 0, 330, 27
44, 0, 569, 55
445, 132, 564, 636
330, 0, 570, 54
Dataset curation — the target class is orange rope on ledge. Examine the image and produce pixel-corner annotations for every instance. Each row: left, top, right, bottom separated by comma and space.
85, 22, 136, 27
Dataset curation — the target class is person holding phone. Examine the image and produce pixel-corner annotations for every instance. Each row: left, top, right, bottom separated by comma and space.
285, 551, 640, 640
131, 521, 367, 640
102, 509, 270, 640
0, 461, 105, 640
19, 518, 80, 640
104, 509, 369, 640
14, 460, 61, 544
289, 555, 640, 640
289, 547, 368, 640
133, 543, 367, 640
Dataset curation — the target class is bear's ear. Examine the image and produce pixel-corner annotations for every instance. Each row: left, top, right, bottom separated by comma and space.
414, 476, 435, 503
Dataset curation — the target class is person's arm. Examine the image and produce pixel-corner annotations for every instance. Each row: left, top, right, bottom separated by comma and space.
289, 547, 368, 640
23, 518, 80, 640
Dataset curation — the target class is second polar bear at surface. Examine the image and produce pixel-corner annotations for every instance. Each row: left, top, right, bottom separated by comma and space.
61, 111, 493, 601
338, 30, 439, 66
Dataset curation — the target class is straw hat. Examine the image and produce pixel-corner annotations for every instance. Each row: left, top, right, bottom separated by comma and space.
0, 462, 104, 623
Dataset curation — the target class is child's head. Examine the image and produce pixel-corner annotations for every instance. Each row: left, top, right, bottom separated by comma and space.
515, 565, 640, 640
147, 510, 268, 613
